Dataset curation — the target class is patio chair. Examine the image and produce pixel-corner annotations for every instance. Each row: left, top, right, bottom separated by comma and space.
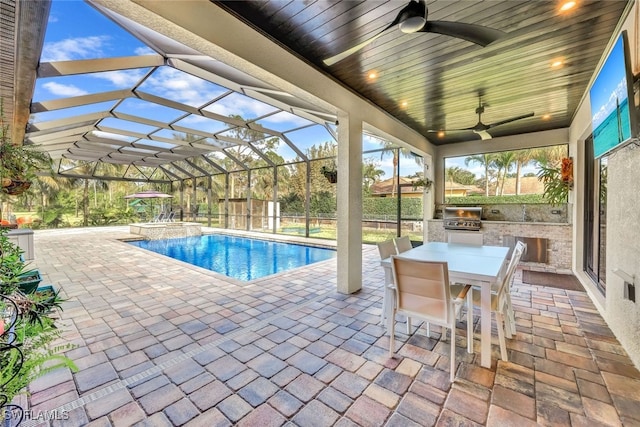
390, 236, 421, 333
467, 240, 526, 362
164, 211, 175, 222
389, 257, 471, 382
502, 241, 527, 338
447, 231, 483, 322
393, 236, 413, 253
152, 212, 165, 223
377, 240, 398, 326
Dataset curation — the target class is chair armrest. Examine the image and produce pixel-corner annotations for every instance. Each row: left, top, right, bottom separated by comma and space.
455, 284, 472, 300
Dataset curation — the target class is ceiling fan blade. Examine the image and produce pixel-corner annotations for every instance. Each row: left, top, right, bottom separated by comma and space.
486, 112, 534, 129
426, 127, 470, 133
473, 129, 493, 140
323, 6, 408, 67
420, 21, 506, 47
323, 31, 387, 66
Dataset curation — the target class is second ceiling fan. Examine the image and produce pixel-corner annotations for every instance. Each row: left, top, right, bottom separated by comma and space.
323, 0, 506, 66
431, 97, 535, 140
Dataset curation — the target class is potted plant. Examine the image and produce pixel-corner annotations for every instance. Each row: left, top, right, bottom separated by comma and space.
410, 175, 433, 192
537, 162, 571, 205
16, 269, 43, 294
320, 164, 338, 183
0, 303, 77, 406
1, 100, 52, 196
1, 228, 26, 295
0, 228, 75, 408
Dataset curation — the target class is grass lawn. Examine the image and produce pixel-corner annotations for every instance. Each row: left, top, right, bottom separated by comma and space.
9, 212, 424, 245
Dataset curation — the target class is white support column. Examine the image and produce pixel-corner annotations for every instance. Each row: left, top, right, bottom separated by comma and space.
337, 113, 363, 294
423, 155, 434, 242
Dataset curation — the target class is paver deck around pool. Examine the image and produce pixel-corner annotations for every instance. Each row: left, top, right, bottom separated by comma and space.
15, 226, 640, 426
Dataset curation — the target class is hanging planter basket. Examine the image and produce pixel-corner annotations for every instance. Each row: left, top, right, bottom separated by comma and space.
324, 171, 337, 183
2, 179, 31, 196
320, 166, 338, 183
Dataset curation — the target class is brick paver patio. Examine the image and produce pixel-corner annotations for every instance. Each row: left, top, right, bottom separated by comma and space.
14, 226, 640, 426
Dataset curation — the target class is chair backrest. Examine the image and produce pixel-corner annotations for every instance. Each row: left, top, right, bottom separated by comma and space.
391, 256, 453, 324
496, 241, 526, 298
165, 211, 175, 222
154, 212, 165, 222
377, 239, 397, 260
447, 231, 483, 246
394, 236, 413, 253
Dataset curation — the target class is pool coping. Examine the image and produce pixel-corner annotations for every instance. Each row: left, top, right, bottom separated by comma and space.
117, 229, 339, 286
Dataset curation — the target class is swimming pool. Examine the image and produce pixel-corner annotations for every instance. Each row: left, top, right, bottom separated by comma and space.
128, 234, 336, 281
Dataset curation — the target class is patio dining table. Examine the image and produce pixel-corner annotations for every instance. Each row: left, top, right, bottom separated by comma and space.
380, 241, 510, 369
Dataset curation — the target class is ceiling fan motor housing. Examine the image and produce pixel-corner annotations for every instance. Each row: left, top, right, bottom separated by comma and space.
399, 0, 428, 33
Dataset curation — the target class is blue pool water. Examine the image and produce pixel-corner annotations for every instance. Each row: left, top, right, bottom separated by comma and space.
128, 234, 336, 281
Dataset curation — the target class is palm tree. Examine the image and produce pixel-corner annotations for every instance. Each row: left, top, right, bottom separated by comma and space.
57, 161, 108, 226
380, 142, 423, 197
512, 149, 535, 195
362, 158, 384, 193
492, 152, 517, 195
531, 145, 566, 168
465, 154, 495, 196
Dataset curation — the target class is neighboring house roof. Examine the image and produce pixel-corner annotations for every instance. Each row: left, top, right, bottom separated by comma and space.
444, 182, 484, 195
370, 177, 423, 196
372, 176, 543, 197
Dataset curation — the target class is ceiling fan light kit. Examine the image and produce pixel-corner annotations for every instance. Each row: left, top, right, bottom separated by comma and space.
399, 16, 426, 33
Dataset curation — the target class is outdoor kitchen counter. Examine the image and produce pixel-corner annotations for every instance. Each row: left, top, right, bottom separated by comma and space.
426, 219, 573, 273
481, 220, 570, 225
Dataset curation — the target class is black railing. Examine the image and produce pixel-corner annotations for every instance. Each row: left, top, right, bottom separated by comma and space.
1, 295, 24, 426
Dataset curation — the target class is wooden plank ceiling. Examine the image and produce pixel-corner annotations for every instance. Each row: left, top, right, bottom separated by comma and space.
215, 0, 631, 145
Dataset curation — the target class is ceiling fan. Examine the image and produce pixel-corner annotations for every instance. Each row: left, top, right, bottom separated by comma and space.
431, 97, 535, 140
323, 0, 506, 66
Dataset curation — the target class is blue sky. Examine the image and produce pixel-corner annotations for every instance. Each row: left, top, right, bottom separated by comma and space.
590, 34, 629, 129
33, 0, 422, 179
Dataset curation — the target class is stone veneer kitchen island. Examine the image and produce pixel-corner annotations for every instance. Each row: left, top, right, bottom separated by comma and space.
428, 203, 572, 273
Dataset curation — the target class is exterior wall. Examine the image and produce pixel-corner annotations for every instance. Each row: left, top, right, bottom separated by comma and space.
601, 144, 640, 368
568, 2, 640, 370
427, 220, 573, 273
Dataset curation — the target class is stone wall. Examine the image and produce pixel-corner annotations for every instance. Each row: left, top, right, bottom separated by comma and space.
129, 222, 202, 240
435, 203, 570, 223
427, 220, 573, 273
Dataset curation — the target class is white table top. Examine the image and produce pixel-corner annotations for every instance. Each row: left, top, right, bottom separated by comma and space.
381, 242, 509, 283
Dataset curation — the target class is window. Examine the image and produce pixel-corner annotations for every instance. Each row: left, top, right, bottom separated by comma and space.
443, 145, 568, 204
584, 135, 607, 295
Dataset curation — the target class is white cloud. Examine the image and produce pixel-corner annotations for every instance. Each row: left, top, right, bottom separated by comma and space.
90, 70, 145, 88
259, 111, 310, 128
144, 67, 226, 107
41, 36, 110, 62
207, 94, 278, 120
134, 46, 156, 56
592, 77, 627, 128
42, 82, 88, 97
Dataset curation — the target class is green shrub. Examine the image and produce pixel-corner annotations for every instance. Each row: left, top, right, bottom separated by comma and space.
362, 197, 423, 218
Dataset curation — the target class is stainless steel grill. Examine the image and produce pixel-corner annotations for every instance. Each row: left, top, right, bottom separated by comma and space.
443, 207, 482, 231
